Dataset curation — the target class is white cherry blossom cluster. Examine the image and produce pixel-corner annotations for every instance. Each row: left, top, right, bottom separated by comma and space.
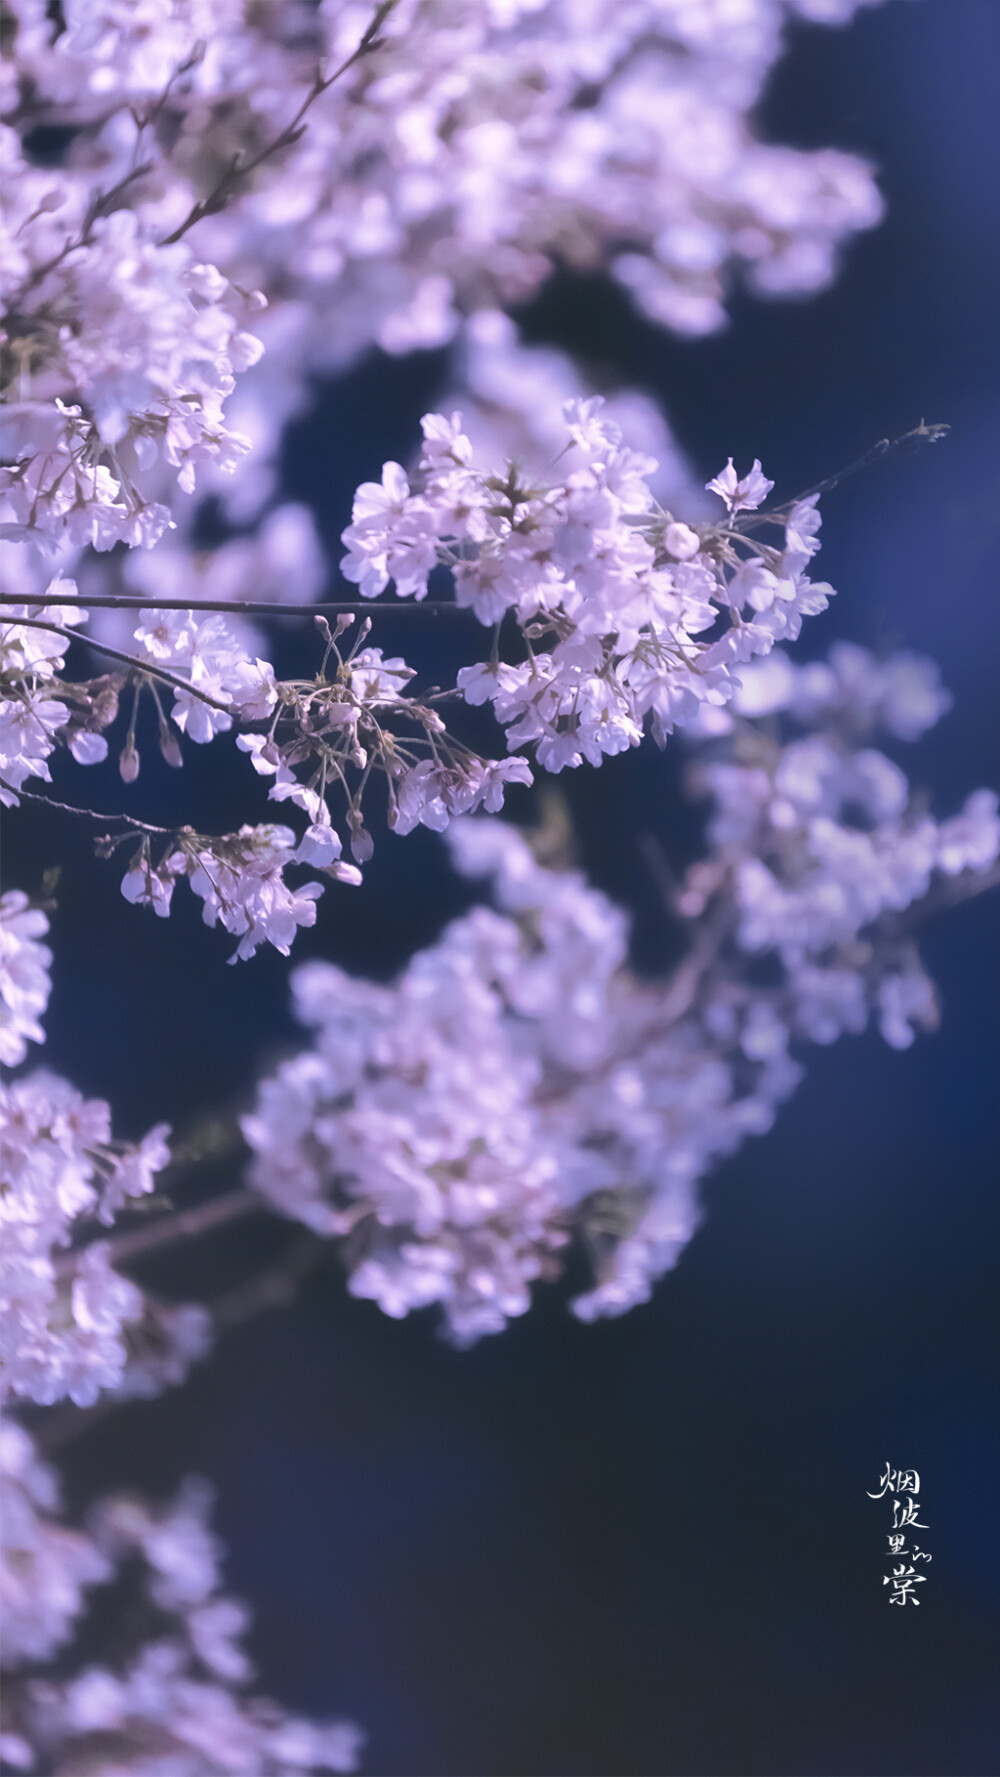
0, 1437, 362, 1775
0, 895, 357, 1769
120, 821, 332, 962
100, 617, 535, 954
0, 891, 215, 1411
239, 618, 537, 841
11, 4, 995, 1768
342, 401, 833, 776
0, 586, 108, 803
0, 571, 537, 957
81, 499, 327, 657
442, 310, 702, 513
2, 0, 888, 549
0, 570, 287, 800
0, 579, 341, 960
187, 0, 887, 355
129, 607, 278, 741
2, 411, 970, 984
7, 414, 826, 956
241, 809, 802, 1336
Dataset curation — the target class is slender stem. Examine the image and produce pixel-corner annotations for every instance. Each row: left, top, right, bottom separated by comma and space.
3, 163, 155, 313
209, 1230, 328, 1331
6, 616, 232, 712
1, 593, 473, 617
636, 832, 683, 916
886, 858, 1000, 932
655, 920, 731, 1029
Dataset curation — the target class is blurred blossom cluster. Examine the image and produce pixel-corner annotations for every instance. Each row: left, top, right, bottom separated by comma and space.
0, 1427, 362, 1774
244, 733, 998, 1336
2, 0, 883, 545
1, 0, 997, 1770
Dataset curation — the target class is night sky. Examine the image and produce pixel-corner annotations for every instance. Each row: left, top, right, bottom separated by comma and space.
9, 2, 1000, 1772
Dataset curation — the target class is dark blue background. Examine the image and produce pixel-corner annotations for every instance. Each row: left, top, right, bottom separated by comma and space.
11, 2, 1000, 1771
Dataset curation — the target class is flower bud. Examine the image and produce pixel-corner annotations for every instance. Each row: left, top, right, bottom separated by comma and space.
663, 521, 700, 562
119, 741, 140, 783
159, 729, 183, 769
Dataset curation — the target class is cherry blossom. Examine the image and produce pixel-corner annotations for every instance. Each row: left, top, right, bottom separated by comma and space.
706, 457, 776, 513
0, 586, 93, 804
339, 403, 836, 774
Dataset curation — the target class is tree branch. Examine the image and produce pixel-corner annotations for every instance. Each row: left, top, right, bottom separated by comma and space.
884, 859, 1000, 934
3, 163, 155, 313
6, 615, 232, 712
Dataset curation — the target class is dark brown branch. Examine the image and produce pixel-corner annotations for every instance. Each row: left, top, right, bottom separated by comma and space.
0, 780, 178, 836
1, 592, 472, 618
6, 615, 232, 712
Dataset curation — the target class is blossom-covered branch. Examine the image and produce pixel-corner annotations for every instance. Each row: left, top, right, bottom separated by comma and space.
3, 404, 861, 961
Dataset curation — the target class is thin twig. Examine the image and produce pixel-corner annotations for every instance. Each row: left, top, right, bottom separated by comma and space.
159, 0, 399, 246
0, 779, 178, 835
1, 593, 472, 618
636, 832, 683, 916
6, 615, 232, 712
210, 1229, 329, 1331
795, 418, 950, 503
3, 163, 155, 313
54, 1186, 265, 1281
657, 915, 733, 1029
